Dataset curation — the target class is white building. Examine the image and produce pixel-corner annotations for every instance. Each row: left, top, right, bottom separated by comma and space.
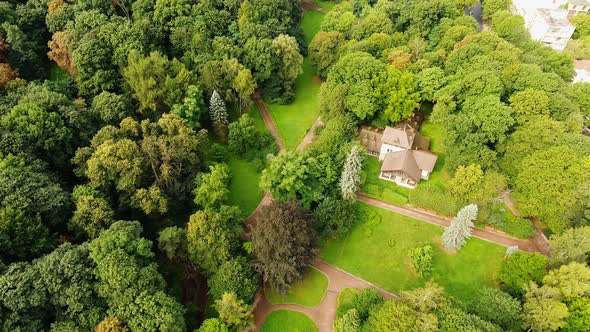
358, 115, 438, 189
512, 0, 576, 50
565, 0, 590, 16
574, 60, 590, 82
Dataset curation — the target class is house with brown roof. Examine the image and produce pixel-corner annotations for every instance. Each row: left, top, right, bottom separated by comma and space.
359, 114, 438, 189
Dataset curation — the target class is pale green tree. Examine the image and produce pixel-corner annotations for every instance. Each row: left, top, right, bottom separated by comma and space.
339, 146, 364, 202
441, 204, 478, 251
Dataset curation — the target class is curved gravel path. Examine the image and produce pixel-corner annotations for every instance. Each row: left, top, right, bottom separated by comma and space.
252, 260, 396, 332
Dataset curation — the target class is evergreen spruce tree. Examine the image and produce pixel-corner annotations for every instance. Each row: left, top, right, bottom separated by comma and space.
441, 204, 478, 251
209, 90, 229, 139
340, 146, 364, 202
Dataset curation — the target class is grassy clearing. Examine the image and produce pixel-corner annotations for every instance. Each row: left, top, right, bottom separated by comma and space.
417, 120, 449, 190
224, 153, 263, 216
266, 11, 324, 151
261, 310, 318, 332
321, 203, 506, 303
265, 267, 329, 307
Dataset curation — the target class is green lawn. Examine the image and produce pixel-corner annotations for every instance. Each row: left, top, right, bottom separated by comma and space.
266, 11, 324, 151
224, 153, 263, 216
321, 203, 506, 303
261, 310, 318, 332
265, 267, 328, 307
418, 120, 449, 190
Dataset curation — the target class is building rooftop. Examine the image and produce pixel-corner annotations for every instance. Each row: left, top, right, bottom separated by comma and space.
537, 8, 573, 27
569, 0, 590, 7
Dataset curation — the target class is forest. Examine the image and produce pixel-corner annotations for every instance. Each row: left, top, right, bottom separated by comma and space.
1, 0, 590, 331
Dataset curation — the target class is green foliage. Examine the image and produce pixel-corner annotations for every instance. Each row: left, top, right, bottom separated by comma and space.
313, 196, 356, 239
340, 145, 364, 202
215, 292, 254, 331
208, 256, 259, 304
407, 245, 433, 277
123, 50, 194, 116
372, 67, 421, 125
549, 226, 590, 268
482, 0, 512, 20
228, 113, 273, 156
448, 164, 506, 204
75, 114, 208, 216
509, 88, 550, 123
193, 163, 231, 210
513, 146, 590, 233
0, 207, 51, 264
470, 288, 522, 330
91, 91, 132, 125
171, 84, 205, 129
570, 14, 590, 38
157, 226, 187, 261
209, 90, 229, 139
408, 184, 460, 216
490, 10, 529, 45
309, 31, 346, 78
499, 251, 547, 296
197, 318, 228, 332
187, 206, 242, 275
362, 300, 420, 332
543, 262, 590, 299
89, 221, 186, 332
251, 201, 318, 294
70, 185, 115, 239
564, 297, 590, 332
523, 283, 570, 332
334, 309, 360, 332
336, 288, 384, 323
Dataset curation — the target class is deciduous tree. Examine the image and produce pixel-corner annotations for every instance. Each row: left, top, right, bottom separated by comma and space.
251, 201, 318, 293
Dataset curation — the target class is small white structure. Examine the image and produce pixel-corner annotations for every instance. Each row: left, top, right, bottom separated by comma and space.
359, 115, 437, 189
512, 0, 576, 51
574, 60, 590, 83
566, 0, 590, 16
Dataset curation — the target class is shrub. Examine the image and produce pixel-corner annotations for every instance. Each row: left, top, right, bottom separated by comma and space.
314, 196, 356, 239
407, 245, 433, 277
382, 188, 409, 205
499, 251, 547, 296
337, 288, 384, 322
409, 185, 460, 216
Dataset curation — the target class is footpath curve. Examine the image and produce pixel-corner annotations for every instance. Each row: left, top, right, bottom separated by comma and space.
253, 90, 284, 152
252, 260, 397, 332
357, 194, 548, 254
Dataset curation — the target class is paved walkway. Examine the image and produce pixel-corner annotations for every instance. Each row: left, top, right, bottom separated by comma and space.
252, 260, 396, 332
253, 90, 284, 152
357, 194, 546, 253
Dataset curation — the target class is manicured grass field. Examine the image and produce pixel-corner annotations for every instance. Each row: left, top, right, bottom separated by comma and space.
265, 267, 328, 307
224, 153, 263, 216
266, 11, 324, 151
261, 310, 318, 332
361, 157, 410, 205
321, 203, 506, 302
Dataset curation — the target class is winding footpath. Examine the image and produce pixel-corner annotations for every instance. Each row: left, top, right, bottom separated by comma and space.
252, 260, 396, 332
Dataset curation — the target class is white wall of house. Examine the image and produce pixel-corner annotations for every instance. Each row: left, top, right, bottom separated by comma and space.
420, 170, 430, 180
379, 172, 417, 189
574, 68, 590, 82
378, 143, 405, 160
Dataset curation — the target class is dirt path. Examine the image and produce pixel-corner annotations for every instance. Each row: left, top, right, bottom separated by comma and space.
296, 117, 323, 152
502, 191, 551, 255
254, 91, 285, 152
357, 194, 546, 254
302, 0, 329, 14
252, 260, 396, 332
